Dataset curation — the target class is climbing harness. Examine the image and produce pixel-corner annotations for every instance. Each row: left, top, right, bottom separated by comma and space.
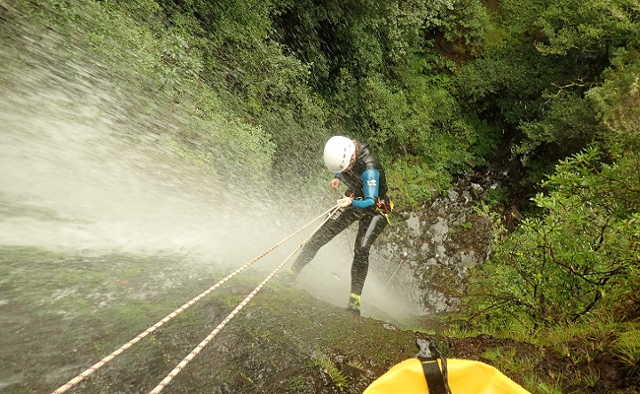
52, 205, 339, 394
344, 196, 394, 223
375, 197, 394, 224
149, 207, 338, 393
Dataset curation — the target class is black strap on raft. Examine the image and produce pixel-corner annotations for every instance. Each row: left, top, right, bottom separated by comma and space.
417, 338, 452, 394
421, 359, 451, 394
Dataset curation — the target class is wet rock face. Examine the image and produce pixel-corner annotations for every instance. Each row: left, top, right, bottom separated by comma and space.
374, 180, 492, 313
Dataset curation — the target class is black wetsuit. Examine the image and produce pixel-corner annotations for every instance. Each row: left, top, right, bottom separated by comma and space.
291, 142, 388, 296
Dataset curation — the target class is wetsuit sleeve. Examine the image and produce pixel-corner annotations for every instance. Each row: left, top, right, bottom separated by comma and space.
352, 169, 379, 209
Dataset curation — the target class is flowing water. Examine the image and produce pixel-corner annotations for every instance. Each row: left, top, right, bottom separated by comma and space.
0, 7, 422, 393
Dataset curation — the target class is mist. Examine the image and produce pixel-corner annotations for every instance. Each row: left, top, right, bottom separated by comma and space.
0, 23, 422, 328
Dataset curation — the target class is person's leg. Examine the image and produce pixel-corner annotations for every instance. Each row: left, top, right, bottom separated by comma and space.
290, 208, 358, 275
350, 214, 388, 306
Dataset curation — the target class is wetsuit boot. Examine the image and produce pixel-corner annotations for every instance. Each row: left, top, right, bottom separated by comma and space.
348, 293, 361, 315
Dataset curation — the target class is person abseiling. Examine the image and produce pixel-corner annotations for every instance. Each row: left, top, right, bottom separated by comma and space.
290, 136, 393, 315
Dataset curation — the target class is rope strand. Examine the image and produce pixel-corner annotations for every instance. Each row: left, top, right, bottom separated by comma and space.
148, 206, 339, 393
52, 205, 337, 394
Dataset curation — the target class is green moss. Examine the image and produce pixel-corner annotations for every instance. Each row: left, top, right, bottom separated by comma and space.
614, 329, 640, 366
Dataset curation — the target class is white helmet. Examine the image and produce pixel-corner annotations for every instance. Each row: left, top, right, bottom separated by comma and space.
323, 136, 356, 173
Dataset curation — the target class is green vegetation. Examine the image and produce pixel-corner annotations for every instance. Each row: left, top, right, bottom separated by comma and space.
467, 146, 639, 329
4, 0, 497, 204
615, 329, 640, 366
2, 0, 639, 391
313, 353, 350, 389
12, 0, 637, 204
443, 316, 639, 392
4, 0, 638, 197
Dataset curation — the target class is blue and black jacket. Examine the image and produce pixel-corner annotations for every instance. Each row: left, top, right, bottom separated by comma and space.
335, 142, 388, 210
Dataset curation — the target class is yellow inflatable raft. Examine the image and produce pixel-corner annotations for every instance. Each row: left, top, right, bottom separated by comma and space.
364, 358, 530, 394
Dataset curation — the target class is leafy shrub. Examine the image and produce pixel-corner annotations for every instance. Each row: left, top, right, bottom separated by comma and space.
465, 147, 640, 329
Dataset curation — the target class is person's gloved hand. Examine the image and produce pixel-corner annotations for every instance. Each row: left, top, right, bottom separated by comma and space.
337, 196, 352, 208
